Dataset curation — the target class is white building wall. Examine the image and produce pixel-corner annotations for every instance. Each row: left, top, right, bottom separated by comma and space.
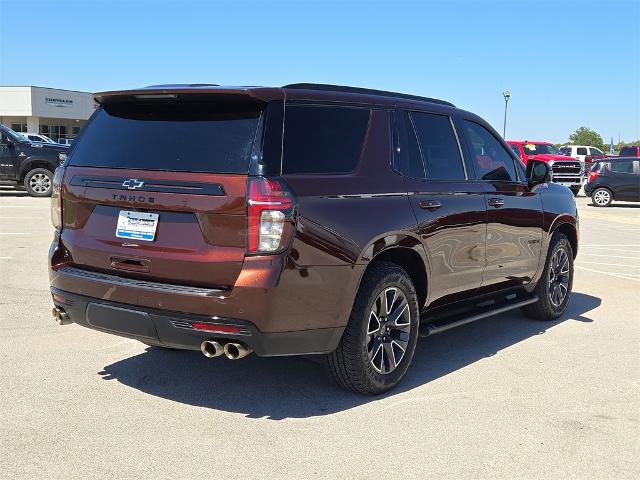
0, 87, 32, 116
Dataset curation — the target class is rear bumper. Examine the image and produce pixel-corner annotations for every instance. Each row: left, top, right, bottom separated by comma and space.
51, 288, 344, 356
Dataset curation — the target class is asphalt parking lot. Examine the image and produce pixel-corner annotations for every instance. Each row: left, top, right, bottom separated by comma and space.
1, 189, 638, 479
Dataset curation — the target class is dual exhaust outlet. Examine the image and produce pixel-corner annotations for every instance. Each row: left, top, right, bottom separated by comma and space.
200, 340, 252, 360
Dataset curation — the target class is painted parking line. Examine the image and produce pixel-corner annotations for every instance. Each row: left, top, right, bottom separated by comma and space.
580, 245, 640, 248
0, 233, 31, 235
580, 253, 640, 259
0, 257, 11, 260
575, 265, 640, 282
575, 260, 640, 268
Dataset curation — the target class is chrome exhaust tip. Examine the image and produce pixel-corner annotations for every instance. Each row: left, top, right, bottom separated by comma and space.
223, 342, 252, 360
52, 307, 72, 325
200, 340, 224, 358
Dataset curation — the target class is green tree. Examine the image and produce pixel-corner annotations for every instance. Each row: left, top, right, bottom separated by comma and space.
568, 127, 605, 150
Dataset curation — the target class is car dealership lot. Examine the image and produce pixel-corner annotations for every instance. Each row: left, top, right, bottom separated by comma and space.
1, 191, 638, 479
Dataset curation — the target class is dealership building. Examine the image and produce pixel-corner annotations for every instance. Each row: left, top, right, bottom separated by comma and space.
0, 86, 95, 142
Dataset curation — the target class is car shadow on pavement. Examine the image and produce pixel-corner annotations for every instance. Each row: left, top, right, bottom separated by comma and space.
0, 189, 28, 197
98, 292, 600, 420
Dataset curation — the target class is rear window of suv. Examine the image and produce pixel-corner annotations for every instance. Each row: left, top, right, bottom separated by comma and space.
282, 104, 370, 174
68, 102, 262, 173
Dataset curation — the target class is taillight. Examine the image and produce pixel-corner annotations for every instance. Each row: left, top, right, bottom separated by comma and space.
50, 167, 64, 230
588, 170, 599, 183
246, 177, 296, 254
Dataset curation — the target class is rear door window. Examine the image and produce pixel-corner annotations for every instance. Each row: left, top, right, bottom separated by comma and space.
282, 105, 370, 174
462, 120, 517, 182
577, 147, 588, 156
411, 112, 465, 180
68, 102, 262, 173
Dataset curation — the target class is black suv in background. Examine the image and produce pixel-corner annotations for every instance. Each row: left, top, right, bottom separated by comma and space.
0, 124, 68, 196
585, 157, 640, 207
49, 83, 579, 394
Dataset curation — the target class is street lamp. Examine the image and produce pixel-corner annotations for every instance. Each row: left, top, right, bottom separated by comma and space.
502, 90, 511, 138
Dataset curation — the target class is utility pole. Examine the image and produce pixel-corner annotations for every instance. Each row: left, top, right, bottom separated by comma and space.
502, 90, 511, 138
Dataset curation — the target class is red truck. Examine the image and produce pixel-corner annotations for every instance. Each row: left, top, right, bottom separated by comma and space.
508, 141, 583, 196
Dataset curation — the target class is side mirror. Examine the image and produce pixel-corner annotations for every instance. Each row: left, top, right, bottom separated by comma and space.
526, 160, 552, 186
5, 140, 14, 148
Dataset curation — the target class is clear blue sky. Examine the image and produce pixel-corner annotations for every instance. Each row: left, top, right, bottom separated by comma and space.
1, 0, 638, 143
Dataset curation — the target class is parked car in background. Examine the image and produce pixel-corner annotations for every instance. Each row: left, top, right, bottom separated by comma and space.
57, 138, 74, 147
619, 145, 640, 157
49, 83, 579, 395
0, 124, 68, 196
19, 132, 57, 144
508, 140, 583, 196
559, 145, 607, 172
585, 157, 640, 207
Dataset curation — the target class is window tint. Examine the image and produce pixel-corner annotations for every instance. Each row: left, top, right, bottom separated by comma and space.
395, 111, 424, 178
410, 112, 465, 180
610, 160, 634, 173
577, 147, 588, 155
619, 146, 638, 156
558, 146, 571, 156
68, 103, 262, 173
462, 120, 517, 181
590, 147, 603, 155
282, 105, 370, 174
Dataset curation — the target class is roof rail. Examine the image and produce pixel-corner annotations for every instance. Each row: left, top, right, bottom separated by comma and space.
143, 83, 220, 89
282, 83, 455, 107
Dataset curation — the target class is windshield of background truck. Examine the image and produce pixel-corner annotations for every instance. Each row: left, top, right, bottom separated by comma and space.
522, 143, 559, 156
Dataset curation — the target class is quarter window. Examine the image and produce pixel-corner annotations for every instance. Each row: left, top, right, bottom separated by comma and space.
462, 120, 517, 182
411, 112, 465, 180
395, 111, 425, 178
610, 160, 634, 173
282, 105, 370, 174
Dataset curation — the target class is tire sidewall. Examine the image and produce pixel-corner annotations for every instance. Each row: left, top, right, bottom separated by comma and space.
24, 168, 53, 197
540, 235, 573, 318
355, 267, 419, 391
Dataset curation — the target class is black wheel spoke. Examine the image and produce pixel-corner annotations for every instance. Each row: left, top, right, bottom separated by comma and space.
366, 285, 412, 375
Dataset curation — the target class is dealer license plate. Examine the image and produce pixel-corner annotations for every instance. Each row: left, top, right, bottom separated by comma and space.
115, 211, 159, 242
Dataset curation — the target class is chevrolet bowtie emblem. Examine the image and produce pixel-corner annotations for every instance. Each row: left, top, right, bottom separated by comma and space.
122, 179, 145, 190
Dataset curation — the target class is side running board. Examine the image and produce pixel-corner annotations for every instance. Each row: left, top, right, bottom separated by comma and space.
419, 295, 539, 337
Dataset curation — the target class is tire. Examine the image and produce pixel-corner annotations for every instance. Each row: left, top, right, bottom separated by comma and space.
570, 186, 581, 197
24, 168, 53, 197
521, 233, 573, 321
592, 187, 612, 207
326, 262, 420, 395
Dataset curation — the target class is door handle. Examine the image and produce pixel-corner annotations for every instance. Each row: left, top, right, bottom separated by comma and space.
419, 200, 442, 211
487, 197, 505, 208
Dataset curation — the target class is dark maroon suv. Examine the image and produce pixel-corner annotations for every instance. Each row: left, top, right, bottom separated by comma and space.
49, 83, 579, 394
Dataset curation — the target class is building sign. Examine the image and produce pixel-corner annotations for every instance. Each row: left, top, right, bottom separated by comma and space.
45, 97, 73, 107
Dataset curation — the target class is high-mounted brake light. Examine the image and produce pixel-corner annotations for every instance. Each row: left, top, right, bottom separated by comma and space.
247, 177, 295, 254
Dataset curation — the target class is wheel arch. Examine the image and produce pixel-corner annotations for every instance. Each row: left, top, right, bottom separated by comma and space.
356, 234, 430, 311
550, 220, 578, 258
19, 158, 56, 181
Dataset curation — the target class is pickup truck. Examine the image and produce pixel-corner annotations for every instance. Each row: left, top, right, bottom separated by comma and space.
508, 140, 583, 196
0, 124, 68, 196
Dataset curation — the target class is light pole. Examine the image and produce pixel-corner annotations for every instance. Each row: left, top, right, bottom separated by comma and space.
502, 90, 511, 138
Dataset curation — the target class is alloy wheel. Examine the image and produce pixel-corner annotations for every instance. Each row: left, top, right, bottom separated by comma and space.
29, 173, 51, 194
366, 287, 412, 374
593, 189, 610, 206
548, 247, 570, 307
